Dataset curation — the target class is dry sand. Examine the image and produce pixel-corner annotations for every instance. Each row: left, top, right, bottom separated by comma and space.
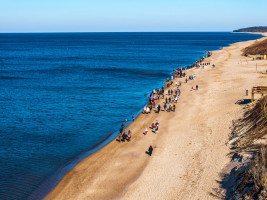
45, 34, 267, 200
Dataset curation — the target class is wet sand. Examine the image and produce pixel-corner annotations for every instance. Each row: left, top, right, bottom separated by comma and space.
45, 34, 267, 200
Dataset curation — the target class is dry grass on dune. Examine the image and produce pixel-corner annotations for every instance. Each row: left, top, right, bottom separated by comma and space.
228, 96, 267, 154
211, 97, 267, 199
242, 39, 267, 56
211, 146, 267, 200
233, 146, 267, 200
225, 96, 267, 199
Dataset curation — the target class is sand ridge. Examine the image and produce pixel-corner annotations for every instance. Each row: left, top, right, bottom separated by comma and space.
45, 34, 267, 200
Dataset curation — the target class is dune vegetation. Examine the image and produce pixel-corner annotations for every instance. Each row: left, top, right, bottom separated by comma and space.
242, 38, 267, 56
227, 96, 267, 199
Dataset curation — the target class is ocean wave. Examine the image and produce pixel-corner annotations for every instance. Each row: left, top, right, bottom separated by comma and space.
0, 76, 34, 80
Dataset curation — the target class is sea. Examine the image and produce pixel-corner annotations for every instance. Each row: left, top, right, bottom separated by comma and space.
0, 32, 262, 200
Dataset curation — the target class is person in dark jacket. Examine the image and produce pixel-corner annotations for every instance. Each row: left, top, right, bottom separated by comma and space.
148, 145, 153, 156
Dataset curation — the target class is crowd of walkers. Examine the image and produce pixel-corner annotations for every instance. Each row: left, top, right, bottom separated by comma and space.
143, 82, 181, 115
117, 54, 214, 156
117, 64, 192, 143
198, 62, 211, 69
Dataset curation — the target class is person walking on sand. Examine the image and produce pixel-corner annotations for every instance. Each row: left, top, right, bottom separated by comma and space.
169, 104, 172, 112
164, 103, 167, 111
175, 81, 178, 86
157, 104, 161, 113
166, 97, 168, 104
175, 96, 178, 103
127, 130, 131, 141
185, 78, 187, 83
148, 145, 153, 156
143, 106, 147, 114
121, 129, 127, 142
196, 85, 198, 90
118, 132, 122, 142
173, 104, 176, 112
155, 125, 158, 133
146, 106, 150, 113
145, 128, 148, 135
151, 121, 155, 129
132, 114, 135, 121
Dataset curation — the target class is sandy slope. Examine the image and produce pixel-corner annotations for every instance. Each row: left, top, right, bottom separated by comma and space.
45, 35, 267, 200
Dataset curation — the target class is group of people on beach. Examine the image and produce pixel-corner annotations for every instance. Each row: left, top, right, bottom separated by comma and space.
117, 52, 213, 156
144, 120, 159, 135
143, 84, 181, 114
206, 51, 212, 57
198, 62, 211, 69
163, 88, 178, 112
118, 121, 132, 142
151, 120, 159, 133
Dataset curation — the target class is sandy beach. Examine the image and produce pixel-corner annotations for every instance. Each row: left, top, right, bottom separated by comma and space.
45, 34, 267, 200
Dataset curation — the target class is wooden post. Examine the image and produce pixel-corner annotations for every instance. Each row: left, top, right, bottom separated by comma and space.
246, 90, 248, 96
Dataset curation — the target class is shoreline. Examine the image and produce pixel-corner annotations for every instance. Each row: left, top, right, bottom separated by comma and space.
30, 101, 149, 200
31, 42, 204, 199
44, 33, 267, 200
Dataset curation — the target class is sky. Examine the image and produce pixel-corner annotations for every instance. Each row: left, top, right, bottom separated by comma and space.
0, 0, 266, 32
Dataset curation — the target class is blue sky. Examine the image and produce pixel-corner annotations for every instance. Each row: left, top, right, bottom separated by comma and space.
0, 0, 266, 32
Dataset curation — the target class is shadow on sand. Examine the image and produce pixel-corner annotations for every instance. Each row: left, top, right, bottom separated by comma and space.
235, 99, 251, 105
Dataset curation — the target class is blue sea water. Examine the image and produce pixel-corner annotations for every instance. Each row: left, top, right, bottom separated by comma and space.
0, 32, 262, 200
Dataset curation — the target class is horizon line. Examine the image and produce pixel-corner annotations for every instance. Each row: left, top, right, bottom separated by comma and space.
0, 31, 236, 34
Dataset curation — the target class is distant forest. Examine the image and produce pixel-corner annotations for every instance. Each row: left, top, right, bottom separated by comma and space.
233, 26, 267, 33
